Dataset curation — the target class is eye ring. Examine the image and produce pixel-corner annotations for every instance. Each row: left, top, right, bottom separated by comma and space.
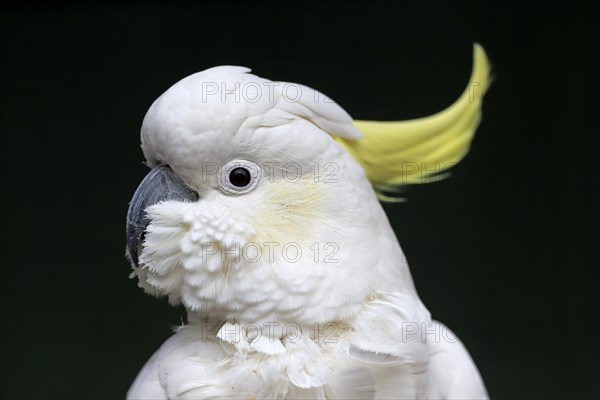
220, 160, 262, 194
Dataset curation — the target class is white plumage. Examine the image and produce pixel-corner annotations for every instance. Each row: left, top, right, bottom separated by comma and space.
127, 64, 489, 399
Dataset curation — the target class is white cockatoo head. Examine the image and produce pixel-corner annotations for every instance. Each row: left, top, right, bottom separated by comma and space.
126, 66, 406, 326
127, 45, 490, 330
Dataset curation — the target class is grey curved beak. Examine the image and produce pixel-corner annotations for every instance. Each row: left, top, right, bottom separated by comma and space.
126, 165, 199, 267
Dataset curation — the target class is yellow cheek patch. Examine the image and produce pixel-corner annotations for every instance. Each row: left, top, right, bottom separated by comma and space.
252, 177, 328, 246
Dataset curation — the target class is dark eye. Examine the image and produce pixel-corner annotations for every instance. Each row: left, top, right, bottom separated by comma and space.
220, 160, 262, 194
229, 167, 251, 187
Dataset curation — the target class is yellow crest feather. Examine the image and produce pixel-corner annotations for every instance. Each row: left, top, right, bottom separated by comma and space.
335, 44, 491, 201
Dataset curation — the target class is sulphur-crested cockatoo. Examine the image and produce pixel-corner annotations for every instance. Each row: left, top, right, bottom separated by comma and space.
126, 44, 491, 399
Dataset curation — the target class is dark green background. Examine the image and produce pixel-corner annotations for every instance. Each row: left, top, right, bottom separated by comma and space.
1, 2, 594, 399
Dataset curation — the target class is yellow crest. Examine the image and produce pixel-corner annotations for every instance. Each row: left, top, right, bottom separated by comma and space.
335, 44, 492, 201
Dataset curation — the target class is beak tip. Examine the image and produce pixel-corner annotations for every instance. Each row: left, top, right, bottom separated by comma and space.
125, 223, 140, 268
125, 247, 138, 268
